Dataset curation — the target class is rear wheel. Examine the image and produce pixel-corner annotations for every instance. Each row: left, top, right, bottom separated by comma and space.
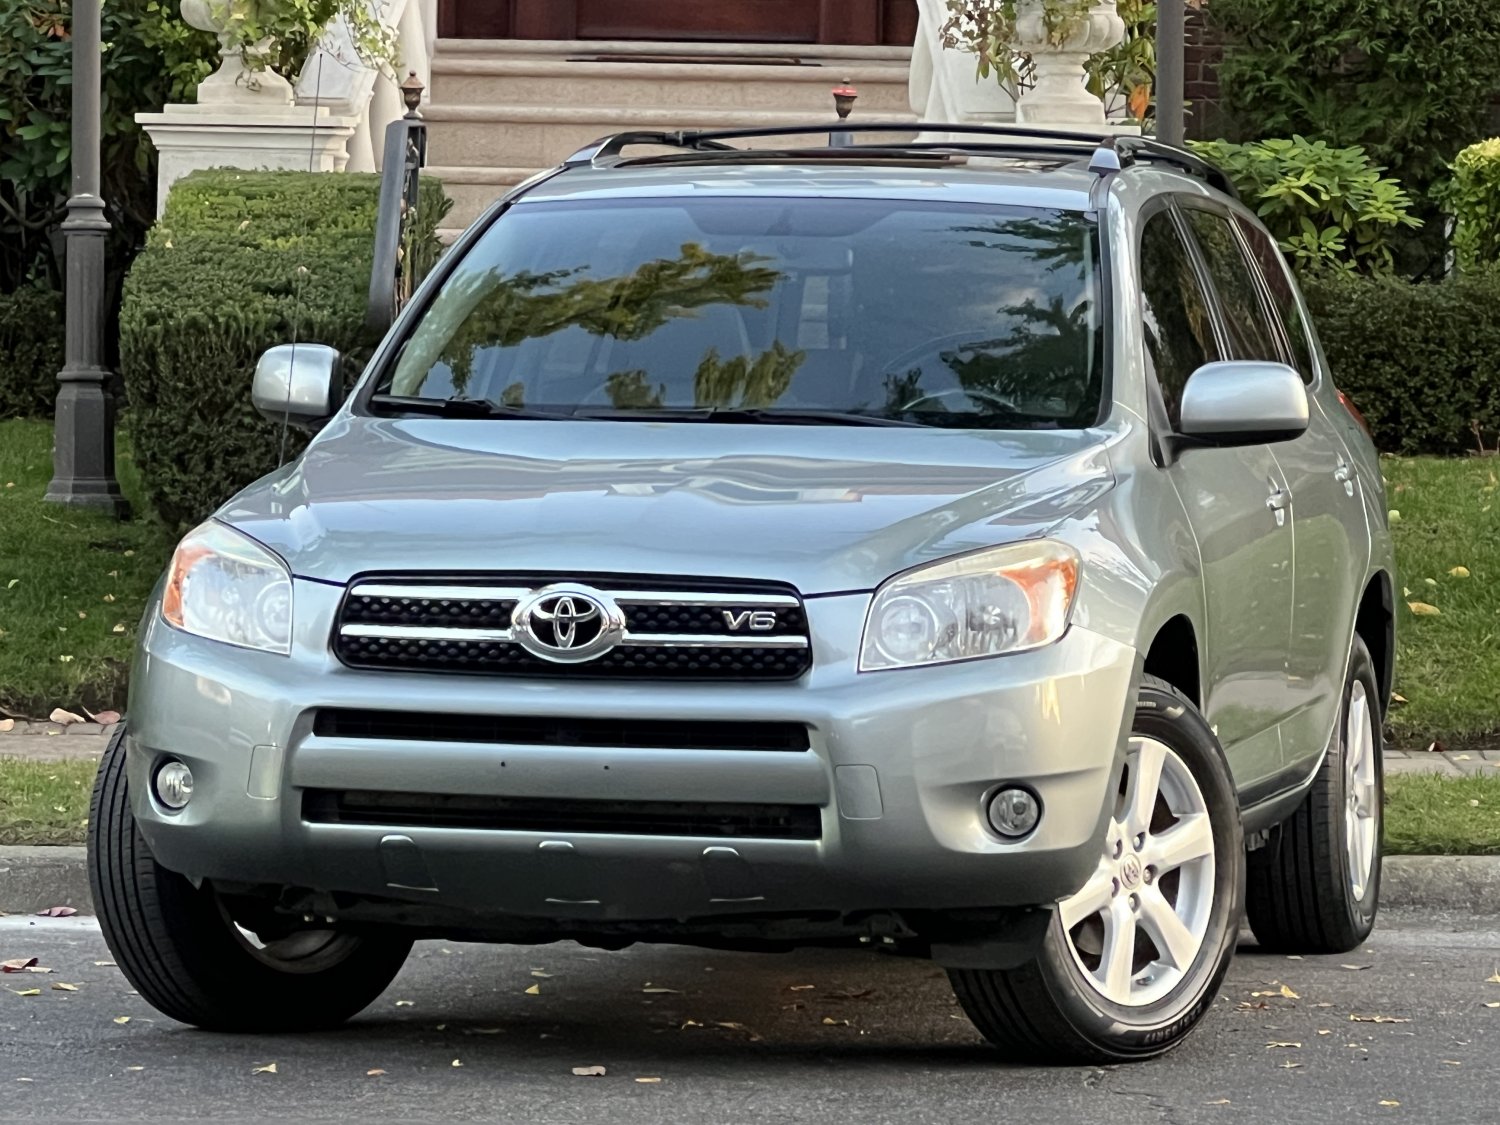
87, 725, 412, 1031
1245, 637, 1382, 953
950, 676, 1243, 1064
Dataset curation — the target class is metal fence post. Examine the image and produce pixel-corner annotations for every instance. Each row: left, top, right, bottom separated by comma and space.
45, 0, 129, 517
1156, 0, 1186, 147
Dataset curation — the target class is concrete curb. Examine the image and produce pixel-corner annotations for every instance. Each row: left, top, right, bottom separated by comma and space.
0, 846, 90, 915
1, 847, 1497, 918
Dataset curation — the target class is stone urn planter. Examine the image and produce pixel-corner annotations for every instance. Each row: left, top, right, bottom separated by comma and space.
1013, 0, 1126, 126
180, 0, 296, 106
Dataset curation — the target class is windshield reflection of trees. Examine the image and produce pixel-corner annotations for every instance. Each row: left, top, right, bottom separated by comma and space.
396, 217, 1095, 421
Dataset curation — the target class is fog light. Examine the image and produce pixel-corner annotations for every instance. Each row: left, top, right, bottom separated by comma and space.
987, 786, 1040, 838
155, 761, 194, 810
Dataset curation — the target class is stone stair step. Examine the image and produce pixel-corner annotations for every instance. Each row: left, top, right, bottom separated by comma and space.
434, 38, 912, 63
423, 103, 917, 170
430, 57, 913, 113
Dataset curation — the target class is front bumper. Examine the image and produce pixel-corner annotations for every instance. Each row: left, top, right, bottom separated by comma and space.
126, 579, 1138, 926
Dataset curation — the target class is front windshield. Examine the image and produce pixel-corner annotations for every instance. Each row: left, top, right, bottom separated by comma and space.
375, 196, 1103, 428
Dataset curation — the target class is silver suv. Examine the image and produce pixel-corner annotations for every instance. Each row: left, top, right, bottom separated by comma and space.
89, 125, 1394, 1063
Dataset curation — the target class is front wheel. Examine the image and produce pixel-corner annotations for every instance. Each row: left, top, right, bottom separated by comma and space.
87, 726, 412, 1031
950, 676, 1244, 1064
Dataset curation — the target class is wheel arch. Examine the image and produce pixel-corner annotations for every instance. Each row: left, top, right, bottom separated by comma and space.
1140, 612, 1203, 709
1354, 570, 1394, 719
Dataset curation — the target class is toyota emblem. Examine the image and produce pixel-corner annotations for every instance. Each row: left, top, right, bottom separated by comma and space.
511, 584, 626, 663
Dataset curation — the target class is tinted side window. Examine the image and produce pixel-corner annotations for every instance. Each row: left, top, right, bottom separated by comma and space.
1236, 216, 1317, 384
1183, 207, 1282, 363
1139, 212, 1219, 425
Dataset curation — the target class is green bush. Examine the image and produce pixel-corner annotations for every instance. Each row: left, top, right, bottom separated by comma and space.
120, 169, 449, 527
1303, 271, 1500, 455
1446, 138, 1500, 273
1190, 137, 1421, 274
1207, 0, 1500, 203
0, 282, 64, 418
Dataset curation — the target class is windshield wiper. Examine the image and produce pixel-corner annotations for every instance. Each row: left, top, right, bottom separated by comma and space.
367, 394, 575, 420
574, 407, 929, 428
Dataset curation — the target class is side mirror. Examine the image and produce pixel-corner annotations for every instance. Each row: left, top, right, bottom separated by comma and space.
252, 344, 344, 429
1179, 361, 1309, 446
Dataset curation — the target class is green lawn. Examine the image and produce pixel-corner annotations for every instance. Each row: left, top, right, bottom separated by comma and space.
0, 758, 95, 845
0, 418, 172, 719
1383, 456, 1500, 751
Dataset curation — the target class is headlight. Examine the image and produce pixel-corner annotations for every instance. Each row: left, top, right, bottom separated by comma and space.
161, 521, 293, 654
859, 541, 1079, 671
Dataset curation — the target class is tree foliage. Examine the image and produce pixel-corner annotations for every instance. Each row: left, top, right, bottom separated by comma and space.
1444, 138, 1500, 274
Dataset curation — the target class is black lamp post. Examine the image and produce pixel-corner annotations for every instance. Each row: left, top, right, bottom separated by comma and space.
1155, 0, 1186, 147
45, 0, 129, 517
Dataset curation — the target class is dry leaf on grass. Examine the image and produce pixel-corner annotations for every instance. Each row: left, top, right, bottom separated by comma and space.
1407, 601, 1441, 616
1450, 566, 1472, 578
571, 1066, 607, 1077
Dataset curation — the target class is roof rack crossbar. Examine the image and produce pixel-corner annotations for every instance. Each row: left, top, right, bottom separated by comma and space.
560, 122, 1238, 200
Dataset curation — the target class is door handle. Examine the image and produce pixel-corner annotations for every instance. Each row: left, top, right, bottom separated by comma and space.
1335, 459, 1355, 496
1266, 488, 1289, 527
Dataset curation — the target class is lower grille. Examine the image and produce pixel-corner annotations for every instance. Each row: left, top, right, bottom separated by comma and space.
303, 790, 822, 841
313, 709, 810, 752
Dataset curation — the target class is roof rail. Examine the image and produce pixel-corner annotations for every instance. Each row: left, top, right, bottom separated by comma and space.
559, 122, 1238, 200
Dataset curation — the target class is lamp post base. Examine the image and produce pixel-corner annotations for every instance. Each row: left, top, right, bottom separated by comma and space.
45, 377, 131, 518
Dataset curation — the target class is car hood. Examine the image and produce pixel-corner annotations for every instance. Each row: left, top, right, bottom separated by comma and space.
220, 417, 1116, 594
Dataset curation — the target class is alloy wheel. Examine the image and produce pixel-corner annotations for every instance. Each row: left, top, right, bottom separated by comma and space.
1343, 681, 1379, 900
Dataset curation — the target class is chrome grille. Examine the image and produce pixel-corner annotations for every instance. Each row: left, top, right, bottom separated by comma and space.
334, 578, 812, 680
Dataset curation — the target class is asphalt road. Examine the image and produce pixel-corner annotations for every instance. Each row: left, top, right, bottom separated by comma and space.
0, 910, 1496, 1124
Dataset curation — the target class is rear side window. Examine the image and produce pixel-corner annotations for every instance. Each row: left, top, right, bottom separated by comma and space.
1138, 212, 1219, 425
1182, 207, 1282, 364
1236, 216, 1318, 384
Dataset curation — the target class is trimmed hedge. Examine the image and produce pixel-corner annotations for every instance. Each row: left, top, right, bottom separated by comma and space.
1447, 138, 1500, 273
1303, 271, 1500, 456
0, 282, 64, 419
120, 169, 448, 527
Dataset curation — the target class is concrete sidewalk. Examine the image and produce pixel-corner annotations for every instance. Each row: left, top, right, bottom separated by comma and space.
3, 721, 1495, 777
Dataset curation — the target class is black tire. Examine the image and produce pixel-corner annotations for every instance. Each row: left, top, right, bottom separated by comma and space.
87, 725, 412, 1031
950, 675, 1244, 1064
1245, 637, 1383, 954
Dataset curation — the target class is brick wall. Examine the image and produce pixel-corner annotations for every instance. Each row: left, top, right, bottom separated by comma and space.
1183, 2, 1224, 140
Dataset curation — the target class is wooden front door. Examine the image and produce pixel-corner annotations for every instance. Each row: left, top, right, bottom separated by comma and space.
439, 0, 917, 46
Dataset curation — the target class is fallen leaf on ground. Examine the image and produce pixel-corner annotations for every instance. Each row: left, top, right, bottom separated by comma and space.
635, 1076, 662, 1084
1, 958, 37, 973
1380, 1101, 1400, 1107
572, 1066, 607, 1077
1279, 984, 1300, 999
112, 1016, 130, 1024
821, 1017, 851, 1027
48, 708, 86, 725
1206, 1099, 1230, 1106
1484, 1001, 1500, 1008
0, 719, 12, 732
35, 906, 76, 918
1450, 566, 1472, 578
1317, 1030, 1331, 1036
366, 1069, 386, 1077
451, 1059, 463, 1068
1443, 1060, 1461, 1066
1350, 1014, 1410, 1024
1340, 964, 1371, 971
1279, 1061, 1302, 1069
394, 1000, 414, 1007
50, 983, 78, 992
125, 1067, 144, 1072
11, 989, 41, 997
1486, 972, 1500, 984
712, 1021, 762, 1041
1391, 692, 1408, 704
1266, 1041, 1301, 1049
642, 987, 681, 994
87, 710, 121, 725
788, 984, 815, 991
524, 984, 540, 995
251, 1063, 277, 1075
1408, 601, 1441, 616
530, 970, 552, 978
93, 961, 115, 967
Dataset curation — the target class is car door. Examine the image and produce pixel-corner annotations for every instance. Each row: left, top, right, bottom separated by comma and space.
1138, 205, 1294, 793
1232, 214, 1371, 772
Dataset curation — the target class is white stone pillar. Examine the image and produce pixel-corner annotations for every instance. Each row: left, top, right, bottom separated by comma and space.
1013, 0, 1125, 128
